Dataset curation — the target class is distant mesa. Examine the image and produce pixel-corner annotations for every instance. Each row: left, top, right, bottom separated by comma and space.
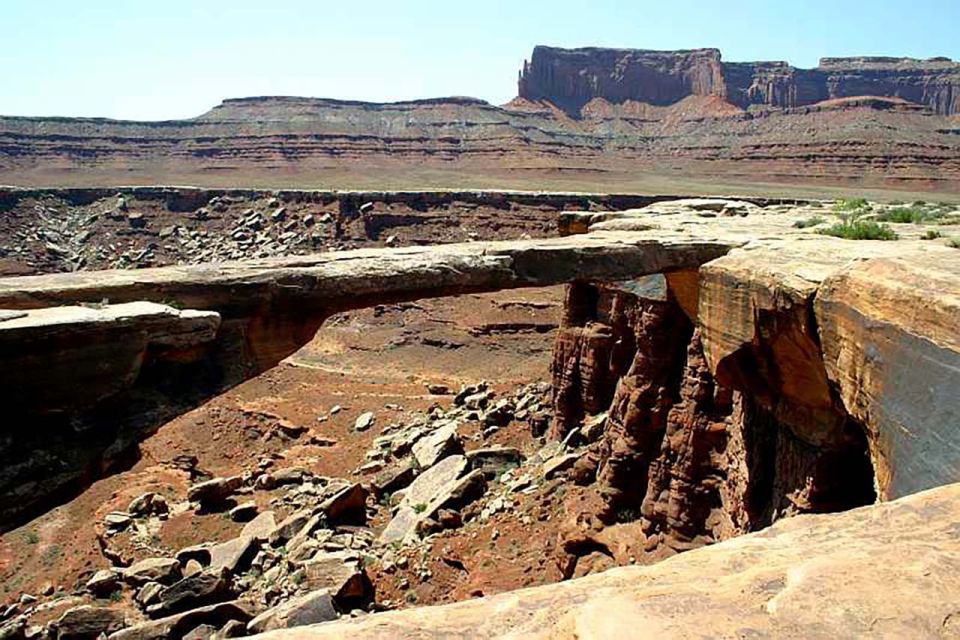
518, 45, 960, 116
0, 44, 958, 190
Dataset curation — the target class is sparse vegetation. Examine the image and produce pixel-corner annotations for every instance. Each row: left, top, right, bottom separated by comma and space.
834, 198, 869, 212
793, 215, 826, 229
161, 298, 185, 310
615, 506, 641, 523
818, 213, 898, 241
922, 230, 943, 240
876, 206, 930, 224
412, 503, 427, 513
24, 531, 39, 545
948, 237, 960, 249
40, 544, 63, 567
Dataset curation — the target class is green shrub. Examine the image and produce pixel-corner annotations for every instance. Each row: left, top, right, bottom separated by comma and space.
793, 215, 826, 229
834, 198, 869, 212
922, 230, 943, 240
948, 237, 960, 249
876, 206, 928, 224
818, 217, 898, 241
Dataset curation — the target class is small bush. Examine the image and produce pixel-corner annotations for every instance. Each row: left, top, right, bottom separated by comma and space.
793, 215, 826, 229
876, 206, 929, 224
24, 531, 39, 545
948, 237, 960, 249
615, 506, 641, 523
412, 503, 427, 514
922, 230, 943, 240
818, 217, 898, 241
834, 198, 869, 212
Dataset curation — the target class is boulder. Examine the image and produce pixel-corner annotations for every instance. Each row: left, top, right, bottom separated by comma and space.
85, 569, 120, 596
128, 493, 168, 518
246, 590, 339, 634
353, 412, 375, 432
542, 453, 580, 479
412, 424, 463, 469
123, 558, 182, 586
240, 511, 276, 541
55, 606, 126, 640
318, 483, 368, 526
181, 624, 217, 640
379, 456, 467, 544
300, 552, 372, 607
271, 468, 310, 486
466, 447, 524, 478
228, 502, 257, 523
108, 602, 252, 640
372, 463, 417, 496
151, 571, 231, 616
207, 536, 259, 575
187, 477, 242, 508
135, 582, 163, 608
268, 510, 313, 546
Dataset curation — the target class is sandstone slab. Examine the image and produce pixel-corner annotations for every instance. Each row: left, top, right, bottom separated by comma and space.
251, 482, 960, 639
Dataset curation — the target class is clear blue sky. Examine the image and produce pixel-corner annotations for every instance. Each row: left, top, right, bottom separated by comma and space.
2, 0, 958, 120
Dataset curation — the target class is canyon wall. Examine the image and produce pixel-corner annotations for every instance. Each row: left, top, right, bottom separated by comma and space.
519, 46, 960, 115
551, 277, 876, 554
517, 46, 726, 113
550, 199, 960, 558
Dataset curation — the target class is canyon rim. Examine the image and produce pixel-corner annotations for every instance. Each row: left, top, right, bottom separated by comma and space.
1, 30, 959, 640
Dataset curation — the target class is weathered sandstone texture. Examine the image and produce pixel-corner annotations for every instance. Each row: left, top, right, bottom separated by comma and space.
548, 199, 959, 560
250, 482, 960, 639
1, 195, 957, 545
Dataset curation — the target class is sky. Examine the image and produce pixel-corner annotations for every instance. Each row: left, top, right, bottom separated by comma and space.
2, 0, 959, 121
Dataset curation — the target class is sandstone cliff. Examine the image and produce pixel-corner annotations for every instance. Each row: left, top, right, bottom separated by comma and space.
519, 46, 960, 115
517, 46, 726, 114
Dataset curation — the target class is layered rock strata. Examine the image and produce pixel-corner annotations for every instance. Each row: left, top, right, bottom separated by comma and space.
549, 199, 959, 562
249, 482, 960, 639
520, 45, 960, 115
3, 74, 960, 190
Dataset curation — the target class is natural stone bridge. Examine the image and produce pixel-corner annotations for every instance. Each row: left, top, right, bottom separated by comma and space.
1, 201, 958, 533
0, 232, 729, 527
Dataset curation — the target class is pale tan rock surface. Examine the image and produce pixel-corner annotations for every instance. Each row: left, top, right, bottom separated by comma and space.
253, 482, 960, 639
816, 253, 960, 499
568, 200, 960, 500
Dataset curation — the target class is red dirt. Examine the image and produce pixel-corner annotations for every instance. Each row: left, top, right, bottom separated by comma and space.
0, 286, 574, 614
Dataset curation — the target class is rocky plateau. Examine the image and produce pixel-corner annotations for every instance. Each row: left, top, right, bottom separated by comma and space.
2, 46, 960, 192
0, 190, 958, 639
